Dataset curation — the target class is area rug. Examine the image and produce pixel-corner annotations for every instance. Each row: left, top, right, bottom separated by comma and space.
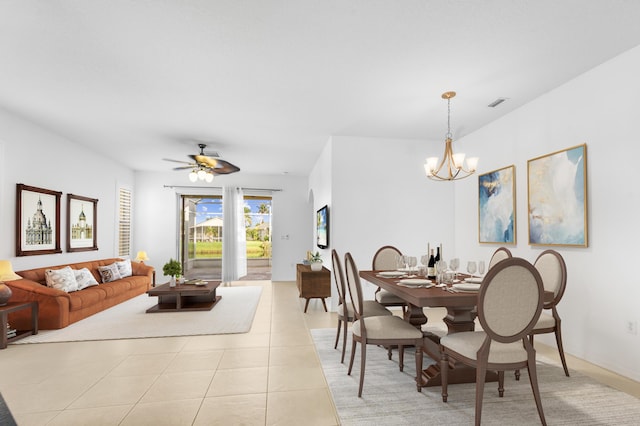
13, 286, 262, 344
311, 328, 640, 425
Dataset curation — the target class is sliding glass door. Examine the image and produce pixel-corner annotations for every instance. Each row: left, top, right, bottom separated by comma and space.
180, 195, 272, 281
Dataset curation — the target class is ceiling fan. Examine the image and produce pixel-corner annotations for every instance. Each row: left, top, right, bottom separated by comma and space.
164, 144, 240, 180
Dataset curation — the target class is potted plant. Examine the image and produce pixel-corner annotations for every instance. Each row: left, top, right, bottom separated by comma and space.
310, 251, 323, 271
163, 258, 182, 287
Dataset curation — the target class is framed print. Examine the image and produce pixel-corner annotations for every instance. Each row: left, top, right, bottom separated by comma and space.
478, 165, 516, 244
67, 194, 98, 252
527, 144, 588, 247
16, 184, 62, 256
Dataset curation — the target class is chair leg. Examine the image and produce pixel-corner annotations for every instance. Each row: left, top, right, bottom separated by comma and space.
527, 360, 547, 426
398, 345, 404, 372
347, 339, 357, 376
415, 342, 423, 392
358, 342, 367, 397
514, 369, 521, 381
387, 346, 393, 360
341, 321, 349, 364
554, 324, 570, 377
497, 371, 505, 397
334, 319, 342, 349
440, 352, 449, 402
475, 356, 488, 426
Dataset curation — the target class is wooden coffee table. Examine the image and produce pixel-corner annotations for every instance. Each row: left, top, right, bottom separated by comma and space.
146, 281, 221, 313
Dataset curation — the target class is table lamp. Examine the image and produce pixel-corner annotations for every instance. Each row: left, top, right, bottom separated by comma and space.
135, 251, 150, 264
0, 260, 20, 306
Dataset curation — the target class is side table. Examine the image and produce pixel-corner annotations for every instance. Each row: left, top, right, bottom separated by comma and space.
296, 264, 331, 313
1, 302, 38, 349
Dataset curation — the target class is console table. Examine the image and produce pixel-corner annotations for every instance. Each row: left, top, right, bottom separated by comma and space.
296, 264, 331, 313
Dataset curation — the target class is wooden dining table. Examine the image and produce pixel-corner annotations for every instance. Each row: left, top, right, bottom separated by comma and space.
360, 270, 552, 388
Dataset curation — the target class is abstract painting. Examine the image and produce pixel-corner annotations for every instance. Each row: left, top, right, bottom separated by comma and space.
478, 165, 516, 244
527, 144, 588, 247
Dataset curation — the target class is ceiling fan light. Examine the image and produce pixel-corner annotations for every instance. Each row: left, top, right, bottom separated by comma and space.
205, 172, 214, 183
188, 171, 198, 182
197, 169, 207, 180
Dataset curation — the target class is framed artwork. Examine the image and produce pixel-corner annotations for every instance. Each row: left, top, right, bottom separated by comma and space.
16, 184, 62, 256
478, 165, 516, 244
527, 144, 588, 247
67, 194, 98, 252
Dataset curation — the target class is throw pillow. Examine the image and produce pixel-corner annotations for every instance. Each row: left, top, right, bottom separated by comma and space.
45, 266, 79, 293
74, 268, 99, 290
115, 259, 133, 278
98, 263, 122, 283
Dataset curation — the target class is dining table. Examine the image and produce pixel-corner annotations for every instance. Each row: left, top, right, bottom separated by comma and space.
360, 270, 552, 388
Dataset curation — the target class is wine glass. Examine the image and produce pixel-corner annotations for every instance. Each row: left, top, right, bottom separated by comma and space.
408, 256, 418, 274
450, 258, 460, 279
478, 260, 486, 276
467, 261, 477, 277
436, 260, 447, 284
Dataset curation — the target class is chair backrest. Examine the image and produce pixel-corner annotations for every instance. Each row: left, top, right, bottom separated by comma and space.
477, 257, 544, 343
488, 247, 513, 270
533, 249, 567, 309
345, 252, 365, 323
372, 245, 402, 270
331, 249, 346, 305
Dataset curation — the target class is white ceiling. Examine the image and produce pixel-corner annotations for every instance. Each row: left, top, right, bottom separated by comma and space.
2, 1, 640, 176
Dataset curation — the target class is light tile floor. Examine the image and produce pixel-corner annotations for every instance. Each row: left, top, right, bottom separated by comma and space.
0, 281, 638, 425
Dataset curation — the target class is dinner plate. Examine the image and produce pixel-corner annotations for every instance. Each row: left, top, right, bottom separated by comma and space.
378, 271, 405, 278
453, 283, 481, 291
464, 277, 483, 284
398, 278, 432, 286
397, 267, 418, 273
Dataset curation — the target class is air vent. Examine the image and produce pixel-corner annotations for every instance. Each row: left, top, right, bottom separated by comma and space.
488, 98, 507, 108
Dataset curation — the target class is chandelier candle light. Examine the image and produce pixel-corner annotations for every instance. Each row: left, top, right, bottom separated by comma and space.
424, 91, 479, 181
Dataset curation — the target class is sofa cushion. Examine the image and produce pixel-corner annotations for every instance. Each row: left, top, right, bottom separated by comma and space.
98, 263, 122, 283
45, 266, 79, 293
115, 259, 133, 278
74, 268, 100, 290
68, 287, 107, 311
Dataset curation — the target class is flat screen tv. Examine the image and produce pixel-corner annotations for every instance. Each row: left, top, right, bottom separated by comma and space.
316, 205, 329, 249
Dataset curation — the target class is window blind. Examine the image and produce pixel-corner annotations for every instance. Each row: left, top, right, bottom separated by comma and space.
118, 187, 132, 257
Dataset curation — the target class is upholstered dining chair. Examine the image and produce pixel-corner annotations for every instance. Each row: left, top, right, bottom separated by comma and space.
331, 249, 393, 363
488, 246, 513, 270
515, 249, 569, 380
372, 245, 406, 309
439, 257, 546, 426
344, 252, 424, 397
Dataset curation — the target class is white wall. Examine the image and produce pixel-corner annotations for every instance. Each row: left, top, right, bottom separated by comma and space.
309, 135, 456, 305
133, 170, 310, 282
452, 44, 640, 381
0, 107, 134, 271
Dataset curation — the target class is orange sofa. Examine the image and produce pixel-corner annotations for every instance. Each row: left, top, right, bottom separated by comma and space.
7, 258, 155, 330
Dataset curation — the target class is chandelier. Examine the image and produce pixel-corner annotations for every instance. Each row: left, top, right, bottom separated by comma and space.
424, 91, 478, 181
188, 166, 214, 183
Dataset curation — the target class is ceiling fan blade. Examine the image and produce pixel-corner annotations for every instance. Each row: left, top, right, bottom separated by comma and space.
192, 154, 222, 169
163, 158, 193, 165
209, 159, 241, 175
172, 166, 195, 171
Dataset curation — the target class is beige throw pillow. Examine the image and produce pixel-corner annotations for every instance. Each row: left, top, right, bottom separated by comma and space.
98, 263, 122, 283
115, 259, 133, 278
74, 268, 99, 290
45, 266, 79, 293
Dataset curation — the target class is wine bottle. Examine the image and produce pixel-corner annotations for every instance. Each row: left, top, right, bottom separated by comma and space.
427, 249, 436, 279
435, 246, 441, 263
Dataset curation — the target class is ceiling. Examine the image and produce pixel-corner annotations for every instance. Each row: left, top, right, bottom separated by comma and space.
2, 1, 640, 176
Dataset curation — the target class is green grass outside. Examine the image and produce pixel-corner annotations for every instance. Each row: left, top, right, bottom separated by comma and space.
187, 241, 271, 259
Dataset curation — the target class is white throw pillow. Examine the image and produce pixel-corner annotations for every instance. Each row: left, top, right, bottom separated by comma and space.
45, 266, 79, 293
74, 268, 99, 290
98, 263, 122, 283
115, 259, 132, 278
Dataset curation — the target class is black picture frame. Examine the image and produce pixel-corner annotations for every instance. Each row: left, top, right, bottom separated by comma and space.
16, 183, 62, 256
67, 193, 98, 252
316, 205, 329, 249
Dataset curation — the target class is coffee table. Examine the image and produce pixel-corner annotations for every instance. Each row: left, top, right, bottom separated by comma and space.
146, 281, 221, 313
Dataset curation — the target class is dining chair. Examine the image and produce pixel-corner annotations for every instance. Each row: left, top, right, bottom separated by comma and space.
488, 246, 513, 270
372, 245, 406, 309
515, 249, 569, 380
344, 252, 424, 397
331, 249, 393, 363
439, 257, 546, 426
